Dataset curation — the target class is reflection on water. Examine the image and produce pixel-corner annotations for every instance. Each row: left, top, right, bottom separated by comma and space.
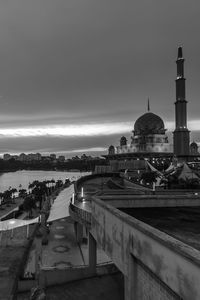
0, 170, 88, 192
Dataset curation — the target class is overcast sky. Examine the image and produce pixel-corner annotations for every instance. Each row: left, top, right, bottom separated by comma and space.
0, 0, 200, 157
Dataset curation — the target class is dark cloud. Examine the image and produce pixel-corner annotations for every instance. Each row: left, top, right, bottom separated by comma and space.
0, 1, 199, 154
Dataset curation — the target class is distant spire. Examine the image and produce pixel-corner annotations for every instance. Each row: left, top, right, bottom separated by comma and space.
147, 98, 150, 111
178, 46, 183, 59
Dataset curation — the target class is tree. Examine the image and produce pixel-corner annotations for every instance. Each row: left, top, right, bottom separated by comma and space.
3, 190, 12, 206
10, 188, 17, 203
0, 192, 4, 209
19, 189, 27, 198
65, 178, 71, 186
23, 196, 36, 218
55, 180, 63, 188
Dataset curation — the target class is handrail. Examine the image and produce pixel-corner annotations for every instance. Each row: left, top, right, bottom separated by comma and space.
41, 260, 113, 271
69, 202, 92, 225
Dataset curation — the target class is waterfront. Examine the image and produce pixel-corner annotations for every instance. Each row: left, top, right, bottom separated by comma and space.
0, 170, 88, 192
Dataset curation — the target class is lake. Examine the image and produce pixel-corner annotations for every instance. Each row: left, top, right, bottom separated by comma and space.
0, 170, 89, 192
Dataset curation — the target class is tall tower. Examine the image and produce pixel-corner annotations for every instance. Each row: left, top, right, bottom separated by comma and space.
173, 46, 190, 157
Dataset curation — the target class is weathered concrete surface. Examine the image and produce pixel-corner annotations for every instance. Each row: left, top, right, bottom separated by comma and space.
18, 216, 110, 290
98, 194, 200, 208
91, 196, 200, 300
0, 246, 25, 300
0, 224, 36, 300
121, 206, 200, 251
18, 272, 124, 300
41, 217, 85, 268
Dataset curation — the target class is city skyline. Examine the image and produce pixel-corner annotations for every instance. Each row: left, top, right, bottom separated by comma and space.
0, 1, 200, 156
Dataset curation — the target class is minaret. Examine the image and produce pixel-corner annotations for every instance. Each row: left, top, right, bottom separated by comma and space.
173, 46, 190, 157
147, 98, 150, 111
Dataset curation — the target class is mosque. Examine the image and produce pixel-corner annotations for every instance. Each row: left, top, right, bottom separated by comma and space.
106, 47, 200, 166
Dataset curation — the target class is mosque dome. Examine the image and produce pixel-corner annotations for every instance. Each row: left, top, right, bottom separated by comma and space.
134, 112, 166, 135
190, 141, 198, 155
108, 145, 115, 155
120, 136, 127, 146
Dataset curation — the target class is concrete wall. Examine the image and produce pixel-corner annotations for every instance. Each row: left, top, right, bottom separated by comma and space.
39, 266, 92, 288
0, 224, 34, 246
91, 196, 200, 299
18, 267, 94, 291
18, 263, 118, 292
18, 279, 36, 292
37, 263, 117, 289
123, 178, 151, 191
98, 194, 200, 208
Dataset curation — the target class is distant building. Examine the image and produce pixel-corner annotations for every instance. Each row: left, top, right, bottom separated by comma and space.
19, 153, 27, 161
27, 153, 42, 161
190, 142, 199, 155
106, 47, 200, 166
3, 153, 12, 160
58, 155, 65, 162
50, 154, 56, 160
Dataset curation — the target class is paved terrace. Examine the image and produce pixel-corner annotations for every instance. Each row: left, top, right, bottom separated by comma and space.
18, 185, 110, 298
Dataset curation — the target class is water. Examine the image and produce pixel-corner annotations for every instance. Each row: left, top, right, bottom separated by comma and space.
0, 170, 89, 192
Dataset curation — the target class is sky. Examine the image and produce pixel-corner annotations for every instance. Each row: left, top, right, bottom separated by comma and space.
0, 0, 200, 157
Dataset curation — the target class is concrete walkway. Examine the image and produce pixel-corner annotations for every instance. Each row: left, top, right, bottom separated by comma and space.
42, 216, 110, 268
42, 217, 85, 268
24, 183, 109, 275
24, 215, 110, 275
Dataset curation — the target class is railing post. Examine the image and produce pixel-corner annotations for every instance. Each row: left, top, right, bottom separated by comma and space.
124, 254, 136, 300
89, 232, 97, 274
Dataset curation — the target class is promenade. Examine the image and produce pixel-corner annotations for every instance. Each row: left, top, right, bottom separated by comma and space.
0, 197, 24, 220
18, 185, 111, 299
23, 185, 109, 276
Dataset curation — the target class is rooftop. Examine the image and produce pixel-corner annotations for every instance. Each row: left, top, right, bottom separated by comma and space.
121, 206, 200, 251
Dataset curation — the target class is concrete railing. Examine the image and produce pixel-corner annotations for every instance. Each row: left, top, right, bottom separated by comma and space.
91, 196, 200, 300
18, 262, 117, 291
69, 202, 91, 227
98, 193, 200, 208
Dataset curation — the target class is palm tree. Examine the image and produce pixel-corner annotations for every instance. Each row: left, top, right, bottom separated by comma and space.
19, 189, 27, 198
10, 188, 17, 203
0, 192, 4, 209
50, 179, 55, 192
3, 190, 12, 206
23, 195, 36, 218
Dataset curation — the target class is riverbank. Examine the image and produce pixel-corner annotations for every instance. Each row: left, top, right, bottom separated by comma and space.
0, 170, 87, 191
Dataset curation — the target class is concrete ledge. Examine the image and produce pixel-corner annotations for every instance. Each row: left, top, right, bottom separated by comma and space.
100, 195, 200, 208
17, 279, 36, 292
92, 196, 200, 266
39, 263, 116, 289
91, 196, 200, 299
69, 203, 91, 228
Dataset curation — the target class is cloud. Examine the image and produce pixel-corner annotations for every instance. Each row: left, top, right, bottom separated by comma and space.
63, 147, 107, 154
0, 122, 131, 138
166, 120, 200, 131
